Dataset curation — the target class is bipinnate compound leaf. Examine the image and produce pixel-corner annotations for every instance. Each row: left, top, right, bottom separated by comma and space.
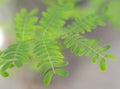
0, 2, 117, 86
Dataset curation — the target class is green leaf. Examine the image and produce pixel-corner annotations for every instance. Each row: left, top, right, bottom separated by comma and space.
53, 61, 68, 67
86, 50, 94, 57
104, 54, 117, 60
34, 37, 68, 85
9, 64, 14, 68
29, 8, 38, 15
99, 45, 110, 53
0, 42, 29, 74
39, 3, 73, 35
1, 62, 12, 71
55, 69, 69, 76
40, 65, 51, 76
64, 13, 105, 34
43, 71, 54, 86
1, 71, 9, 77
100, 58, 107, 72
92, 54, 99, 64
16, 8, 38, 41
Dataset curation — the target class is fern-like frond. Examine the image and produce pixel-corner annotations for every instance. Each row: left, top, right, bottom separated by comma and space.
16, 8, 38, 41
38, 3, 73, 38
33, 37, 68, 85
63, 33, 116, 71
64, 13, 105, 35
0, 42, 29, 77
32, 4, 73, 85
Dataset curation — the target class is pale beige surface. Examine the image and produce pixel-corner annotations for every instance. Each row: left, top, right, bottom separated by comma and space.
0, 0, 120, 89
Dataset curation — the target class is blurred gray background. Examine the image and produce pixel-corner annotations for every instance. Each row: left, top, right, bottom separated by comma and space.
0, 0, 120, 89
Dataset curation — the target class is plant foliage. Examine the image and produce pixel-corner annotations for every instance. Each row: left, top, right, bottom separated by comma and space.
0, 1, 118, 86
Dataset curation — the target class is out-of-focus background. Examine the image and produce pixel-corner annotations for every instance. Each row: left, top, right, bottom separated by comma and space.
0, 0, 120, 89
